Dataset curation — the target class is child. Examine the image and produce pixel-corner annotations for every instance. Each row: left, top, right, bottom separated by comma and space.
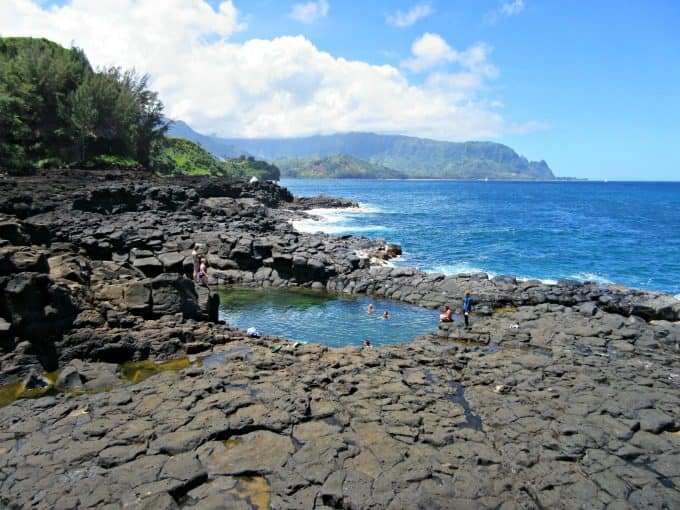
197, 257, 209, 285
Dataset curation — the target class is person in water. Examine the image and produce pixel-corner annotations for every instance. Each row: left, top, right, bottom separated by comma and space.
382, 310, 390, 319
439, 305, 453, 323
463, 291, 473, 328
367, 303, 375, 314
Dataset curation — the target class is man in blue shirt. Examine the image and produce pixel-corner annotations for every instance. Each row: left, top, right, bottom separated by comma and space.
463, 291, 473, 329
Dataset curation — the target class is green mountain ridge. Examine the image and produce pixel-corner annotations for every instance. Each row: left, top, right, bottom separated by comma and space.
169, 121, 555, 180
276, 154, 406, 179
154, 137, 280, 180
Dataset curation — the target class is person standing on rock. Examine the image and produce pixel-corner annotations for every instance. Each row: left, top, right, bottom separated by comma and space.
463, 291, 473, 328
197, 257, 209, 285
192, 246, 200, 282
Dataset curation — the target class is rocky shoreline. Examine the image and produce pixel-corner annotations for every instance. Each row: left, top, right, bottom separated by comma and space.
0, 170, 678, 509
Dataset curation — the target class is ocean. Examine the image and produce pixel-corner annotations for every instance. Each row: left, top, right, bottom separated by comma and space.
280, 179, 680, 298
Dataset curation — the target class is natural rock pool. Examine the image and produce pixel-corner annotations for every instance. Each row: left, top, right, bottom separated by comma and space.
216, 287, 440, 347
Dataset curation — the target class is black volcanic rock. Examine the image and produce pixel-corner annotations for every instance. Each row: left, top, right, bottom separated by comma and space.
0, 169, 677, 509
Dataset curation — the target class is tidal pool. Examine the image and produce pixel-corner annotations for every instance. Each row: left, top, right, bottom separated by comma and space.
216, 287, 440, 347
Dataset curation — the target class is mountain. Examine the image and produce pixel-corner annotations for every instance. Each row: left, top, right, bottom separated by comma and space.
168, 120, 246, 159
276, 154, 406, 179
168, 121, 554, 180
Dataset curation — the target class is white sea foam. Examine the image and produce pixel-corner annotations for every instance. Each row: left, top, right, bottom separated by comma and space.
674, 294, 680, 301
569, 272, 614, 285
291, 204, 384, 234
517, 276, 559, 285
426, 263, 496, 278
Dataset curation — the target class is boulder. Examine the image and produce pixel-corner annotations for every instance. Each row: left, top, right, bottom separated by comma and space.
125, 281, 152, 316
3, 272, 78, 340
0, 246, 49, 275
0, 220, 30, 245
196, 285, 220, 322
133, 257, 164, 277
157, 251, 186, 273
55, 365, 85, 391
151, 274, 200, 319
48, 254, 91, 285
0, 316, 13, 350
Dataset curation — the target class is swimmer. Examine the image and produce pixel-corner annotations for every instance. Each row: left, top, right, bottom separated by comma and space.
366, 303, 375, 314
382, 310, 390, 319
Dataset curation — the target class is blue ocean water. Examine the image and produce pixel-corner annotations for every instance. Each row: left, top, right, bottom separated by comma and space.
280, 179, 680, 297
217, 288, 439, 347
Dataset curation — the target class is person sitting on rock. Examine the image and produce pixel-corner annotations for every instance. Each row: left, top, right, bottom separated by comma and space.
197, 257, 209, 285
439, 305, 453, 323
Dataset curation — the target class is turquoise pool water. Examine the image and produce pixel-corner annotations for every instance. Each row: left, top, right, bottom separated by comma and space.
216, 287, 440, 347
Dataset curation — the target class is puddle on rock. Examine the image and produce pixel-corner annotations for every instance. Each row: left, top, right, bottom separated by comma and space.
231, 476, 271, 510
0, 370, 61, 408
574, 344, 593, 356
223, 437, 244, 449
483, 343, 502, 354
202, 345, 252, 368
119, 357, 192, 384
445, 381, 483, 431
493, 305, 518, 314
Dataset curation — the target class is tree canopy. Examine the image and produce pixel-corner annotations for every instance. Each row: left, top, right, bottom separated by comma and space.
0, 37, 167, 172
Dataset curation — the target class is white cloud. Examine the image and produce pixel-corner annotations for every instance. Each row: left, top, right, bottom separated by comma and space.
403, 33, 457, 72
387, 3, 433, 28
289, 0, 329, 24
486, 0, 526, 24
0, 0, 541, 142
403, 34, 498, 81
501, 0, 525, 16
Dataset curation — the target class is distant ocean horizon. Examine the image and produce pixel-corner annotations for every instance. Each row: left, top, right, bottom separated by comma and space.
280, 179, 680, 298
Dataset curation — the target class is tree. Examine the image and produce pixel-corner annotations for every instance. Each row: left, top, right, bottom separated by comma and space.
1, 37, 168, 171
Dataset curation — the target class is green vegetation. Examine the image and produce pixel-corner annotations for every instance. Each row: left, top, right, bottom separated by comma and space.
155, 137, 280, 180
276, 154, 406, 179
0, 37, 166, 172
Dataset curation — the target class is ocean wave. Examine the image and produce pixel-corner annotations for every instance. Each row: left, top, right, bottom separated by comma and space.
516, 276, 559, 285
674, 294, 680, 301
426, 263, 496, 278
291, 203, 384, 234
292, 222, 387, 234
569, 272, 614, 285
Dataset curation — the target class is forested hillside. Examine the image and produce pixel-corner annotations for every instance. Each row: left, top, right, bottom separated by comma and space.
155, 138, 279, 180
0, 37, 166, 171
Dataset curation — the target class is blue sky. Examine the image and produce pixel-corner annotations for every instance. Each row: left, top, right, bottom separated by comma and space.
3, 0, 679, 180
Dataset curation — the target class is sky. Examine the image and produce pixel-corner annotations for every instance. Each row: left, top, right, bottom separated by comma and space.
2, 0, 679, 180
